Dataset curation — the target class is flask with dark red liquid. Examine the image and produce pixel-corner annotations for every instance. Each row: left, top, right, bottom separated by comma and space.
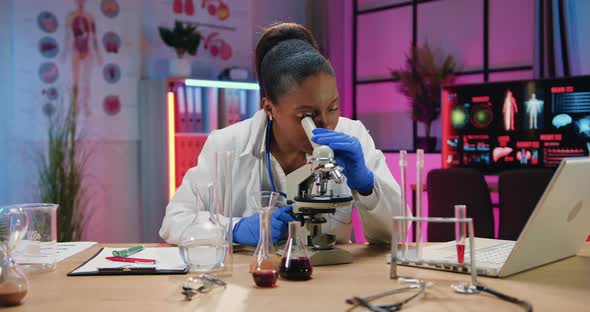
280, 222, 312, 281
249, 192, 281, 288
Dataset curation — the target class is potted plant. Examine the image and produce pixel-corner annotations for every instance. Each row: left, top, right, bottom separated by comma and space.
159, 20, 202, 77
391, 42, 456, 152
37, 90, 89, 241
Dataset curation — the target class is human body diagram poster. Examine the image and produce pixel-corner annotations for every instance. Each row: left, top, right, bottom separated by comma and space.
13, 0, 141, 141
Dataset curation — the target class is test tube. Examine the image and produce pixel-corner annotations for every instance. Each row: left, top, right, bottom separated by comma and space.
454, 205, 467, 264
215, 151, 235, 276
450, 217, 480, 294
390, 218, 400, 279
399, 150, 408, 257
194, 184, 200, 213
415, 149, 424, 261
207, 183, 216, 224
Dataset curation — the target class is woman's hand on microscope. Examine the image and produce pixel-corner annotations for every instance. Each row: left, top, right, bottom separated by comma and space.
233, 205, 296, 246
311, 128, 374, 195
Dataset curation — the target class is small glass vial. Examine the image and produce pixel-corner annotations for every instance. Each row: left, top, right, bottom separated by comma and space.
0, 208, 29, 307
249, 205, 279, 288
280, 221, 313, 281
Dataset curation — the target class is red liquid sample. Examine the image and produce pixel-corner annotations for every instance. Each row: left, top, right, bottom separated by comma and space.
252, 270, 278, 288
0, 282, 27, 306
279, 257, 313, 280
457, 244, 465, 264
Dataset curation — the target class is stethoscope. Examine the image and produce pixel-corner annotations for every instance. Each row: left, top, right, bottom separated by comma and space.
265, 118, 288, 199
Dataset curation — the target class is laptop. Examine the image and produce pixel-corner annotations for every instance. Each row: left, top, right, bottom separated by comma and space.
391, 157, 590, 277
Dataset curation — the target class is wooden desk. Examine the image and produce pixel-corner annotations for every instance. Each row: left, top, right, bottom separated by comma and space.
13, 243, 590, 311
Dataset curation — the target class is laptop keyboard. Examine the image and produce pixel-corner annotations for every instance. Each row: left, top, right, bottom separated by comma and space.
442, 241, 515, 265
472, 242, 514, 264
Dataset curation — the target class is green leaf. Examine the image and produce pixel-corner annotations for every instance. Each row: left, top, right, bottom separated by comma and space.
390, 41, 456, 137
158, 20, 202, 58
158, 27, 176, 48
37, 90, 89, 242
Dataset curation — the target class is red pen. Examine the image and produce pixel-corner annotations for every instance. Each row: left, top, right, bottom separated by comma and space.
106, 256, 156, 264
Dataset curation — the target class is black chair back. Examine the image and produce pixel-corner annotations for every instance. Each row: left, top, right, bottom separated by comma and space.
498, 169, 554, 240
426, 168, 494, 242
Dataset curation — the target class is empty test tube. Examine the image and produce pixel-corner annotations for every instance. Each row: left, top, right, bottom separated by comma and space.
399, 150, 408, 257
415, 149, 424, 261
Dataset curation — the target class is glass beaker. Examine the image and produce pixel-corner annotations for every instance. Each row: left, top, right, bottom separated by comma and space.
179, 184, 226, 273
0, 206, 29, 306
249, 191, 282, 288
9, 203, 58, 272
280, 221, 312, 280
180, 150, 236, 275
213, 150, 235, 276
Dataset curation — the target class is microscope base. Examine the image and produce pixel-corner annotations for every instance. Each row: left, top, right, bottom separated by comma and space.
307, 247, 353, 266
276, 245, 352, 266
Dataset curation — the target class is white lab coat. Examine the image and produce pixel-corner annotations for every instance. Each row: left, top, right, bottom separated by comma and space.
159, 110, 403, 245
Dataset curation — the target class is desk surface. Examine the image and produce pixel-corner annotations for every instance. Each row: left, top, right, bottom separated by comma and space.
13, 243, 590, 311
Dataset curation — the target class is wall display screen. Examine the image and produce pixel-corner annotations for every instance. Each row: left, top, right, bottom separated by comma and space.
442, 76, 590, 173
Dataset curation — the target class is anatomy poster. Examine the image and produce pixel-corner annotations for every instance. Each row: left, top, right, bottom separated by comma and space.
144, 0, 252, 76
12, 0, 141, 141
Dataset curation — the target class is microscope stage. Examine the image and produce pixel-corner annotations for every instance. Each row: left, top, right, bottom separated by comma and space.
293, 195, 353, 209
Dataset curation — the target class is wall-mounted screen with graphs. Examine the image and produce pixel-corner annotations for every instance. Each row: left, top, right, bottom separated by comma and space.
442, 76, 590, 173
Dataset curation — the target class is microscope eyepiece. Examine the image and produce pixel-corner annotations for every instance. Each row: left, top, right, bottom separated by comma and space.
299, 112, 316, 120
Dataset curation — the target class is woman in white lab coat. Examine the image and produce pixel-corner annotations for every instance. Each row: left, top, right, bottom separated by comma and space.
160, 22, 403, 246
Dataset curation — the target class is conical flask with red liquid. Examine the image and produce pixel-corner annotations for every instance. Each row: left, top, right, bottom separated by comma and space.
280, 222, 312, 280
249, 191, 281, 288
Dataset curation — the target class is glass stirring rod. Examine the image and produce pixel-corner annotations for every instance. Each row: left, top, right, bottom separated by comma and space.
454, 205, 467, 264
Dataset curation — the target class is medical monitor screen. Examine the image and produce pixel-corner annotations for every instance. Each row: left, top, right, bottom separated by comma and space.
442, 76, 590, 173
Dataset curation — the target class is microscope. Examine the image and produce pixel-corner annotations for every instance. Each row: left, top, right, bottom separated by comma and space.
284, 115, 354, 266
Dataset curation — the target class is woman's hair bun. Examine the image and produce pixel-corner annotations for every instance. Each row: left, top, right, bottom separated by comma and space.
255, 22, 319, 80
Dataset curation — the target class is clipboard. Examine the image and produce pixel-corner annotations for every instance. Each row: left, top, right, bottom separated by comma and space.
67, 247, 189, 276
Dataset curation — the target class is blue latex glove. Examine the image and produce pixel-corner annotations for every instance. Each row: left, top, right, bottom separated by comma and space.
233, 205, 296, 246
311, 128, 375, 194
